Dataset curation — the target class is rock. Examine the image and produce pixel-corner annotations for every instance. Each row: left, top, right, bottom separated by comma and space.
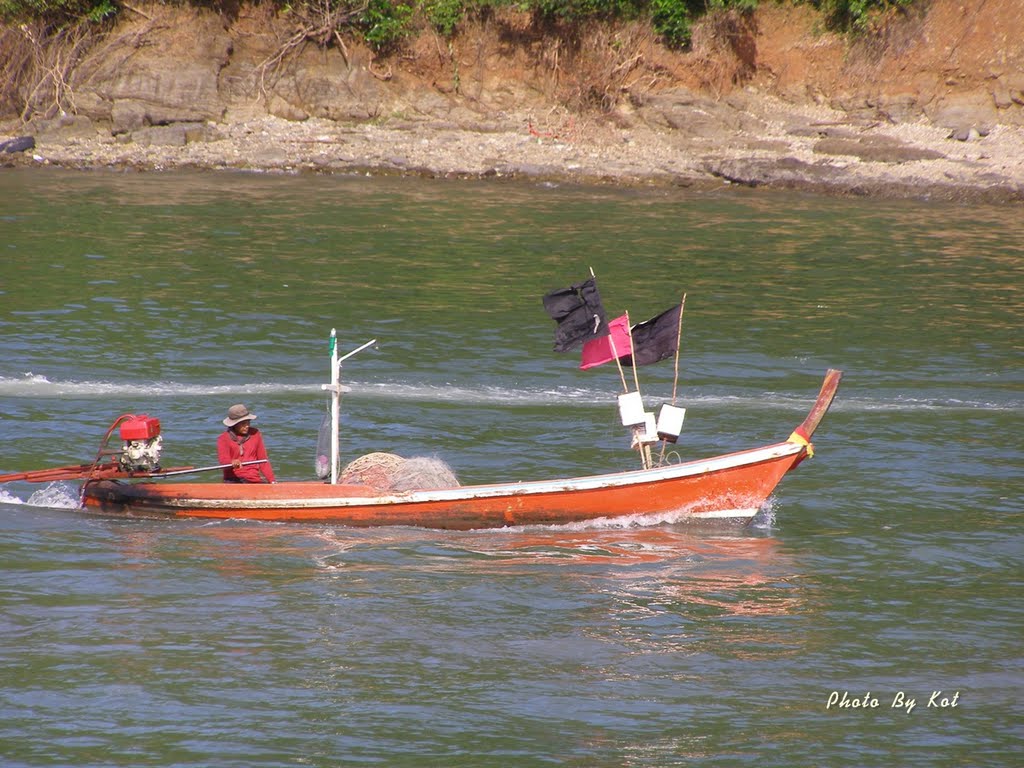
703, 156, 839, 189
874, 93, 924, 124
128, 120, 218, 146
111, 101, 150, 133
183, 122, 221, 144
71, 8, 231, 130
132, 124, 187, 147
828, 93, 874, 121
105, 68, 227, 130
995, 73, 1024, 106
931, 95, 997, 140
28, 115, 100, 141
634, 88, 762, 137
948, 126, 980, 142
267, 95, 308, 123
0, 136, 35, 153
813, 136, 945, 163
247, 146, 291, 166
262, 47, 394, 123
993, 73, 1024, 126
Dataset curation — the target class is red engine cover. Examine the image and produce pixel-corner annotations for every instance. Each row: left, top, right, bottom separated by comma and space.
120, 415, 161, 440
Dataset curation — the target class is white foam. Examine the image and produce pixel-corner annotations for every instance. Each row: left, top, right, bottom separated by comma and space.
750, 498, 777, 531
495, 507, 757, 534
0, 488, 24, 505
0, 375, 322, 399
5, 374, 1013, 411
0, 482, 81, 509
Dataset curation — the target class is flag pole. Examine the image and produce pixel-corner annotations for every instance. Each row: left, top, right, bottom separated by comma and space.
588, 266, 628, 390
622, 313, 651, 470
670, 293, 687, 404
608, 316, 630, 394
624, 311, 643, 396
586, 268, 646, 469
658, 293, 687, 467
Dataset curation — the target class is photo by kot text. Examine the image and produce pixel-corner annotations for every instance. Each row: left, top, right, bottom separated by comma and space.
826, 691, 961, 714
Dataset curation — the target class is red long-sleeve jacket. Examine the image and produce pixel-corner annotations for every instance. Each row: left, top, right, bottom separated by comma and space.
217, 428, 276, 483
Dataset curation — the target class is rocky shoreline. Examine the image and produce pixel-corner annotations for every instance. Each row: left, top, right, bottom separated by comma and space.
2, 1, 1022, 203
5, 94, 1023, 204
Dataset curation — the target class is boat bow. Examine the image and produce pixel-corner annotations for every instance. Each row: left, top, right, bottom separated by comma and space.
786, 368, 842, 459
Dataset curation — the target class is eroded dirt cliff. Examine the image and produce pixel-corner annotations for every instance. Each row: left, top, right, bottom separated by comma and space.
1, 0, 1022, 200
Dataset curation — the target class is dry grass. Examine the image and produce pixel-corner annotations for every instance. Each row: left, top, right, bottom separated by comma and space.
0, 20, 100, 121
687, 10, 758, 97
250, 0, 388, 98
558, 21, 662, 112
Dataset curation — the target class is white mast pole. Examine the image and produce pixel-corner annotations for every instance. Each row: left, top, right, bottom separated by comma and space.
329, 328, 340, 485
320, 331, 377, 485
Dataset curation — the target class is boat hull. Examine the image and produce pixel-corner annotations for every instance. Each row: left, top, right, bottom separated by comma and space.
81, 441, 808, 529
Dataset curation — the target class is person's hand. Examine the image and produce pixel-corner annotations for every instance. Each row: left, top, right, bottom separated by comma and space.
232, 459, 242, 469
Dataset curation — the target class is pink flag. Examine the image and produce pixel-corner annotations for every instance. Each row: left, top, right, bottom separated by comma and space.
580, 315, 632, 370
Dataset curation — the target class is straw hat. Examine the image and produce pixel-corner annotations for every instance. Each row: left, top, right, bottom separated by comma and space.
223, 403, 257, 427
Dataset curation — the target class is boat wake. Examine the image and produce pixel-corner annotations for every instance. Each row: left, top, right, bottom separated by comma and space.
0, 482, 81, 509
0, 374, 319, 399
502, 508, 757, 534
0, 373, 646, 407
750, 499, 777, 530
3, 373, 1017, 410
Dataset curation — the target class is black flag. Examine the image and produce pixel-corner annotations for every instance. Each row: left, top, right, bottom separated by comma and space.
542, 277, 610, 352
622, 304, 682, 367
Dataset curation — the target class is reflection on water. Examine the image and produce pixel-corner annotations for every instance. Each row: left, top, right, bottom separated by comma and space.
307, 524, 809, 660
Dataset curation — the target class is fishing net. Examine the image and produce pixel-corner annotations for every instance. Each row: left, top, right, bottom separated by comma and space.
340, 453, 460, 492
340, 452, 405, 490
389, 457, 461, 492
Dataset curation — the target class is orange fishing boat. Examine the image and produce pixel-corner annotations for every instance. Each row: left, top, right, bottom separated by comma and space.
77, 369, 840, 528
2, 329, 842, 530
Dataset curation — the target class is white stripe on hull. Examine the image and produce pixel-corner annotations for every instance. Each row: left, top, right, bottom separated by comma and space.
131, 442, 801, 511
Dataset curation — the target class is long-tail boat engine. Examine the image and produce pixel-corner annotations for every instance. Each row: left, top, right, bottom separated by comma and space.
0, 412, 186, 485
116, 415, 163, 473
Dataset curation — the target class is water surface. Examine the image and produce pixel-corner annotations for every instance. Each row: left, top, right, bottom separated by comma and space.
1, 168, 1021, 766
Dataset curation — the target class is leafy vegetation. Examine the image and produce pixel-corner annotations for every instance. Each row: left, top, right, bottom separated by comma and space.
0, 0, 115, 23
424, 0, 465, 35
360, 0, 415, 49
0, 0, 923, 50
809, 0, 917, 31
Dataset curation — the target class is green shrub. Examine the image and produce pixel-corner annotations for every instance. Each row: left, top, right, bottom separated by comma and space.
809, 0, 916, 31
529, 0, 644, 23
709, 0, 758, 10
0, 0, 117, 22
360, 0, 415, 49
649, 0, 694, 48
648, 0, 760, 50
424, 0, 464, 34
0, 0, 925, 45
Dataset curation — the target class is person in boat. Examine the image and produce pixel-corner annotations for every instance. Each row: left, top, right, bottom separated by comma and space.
217, 404, 276, 484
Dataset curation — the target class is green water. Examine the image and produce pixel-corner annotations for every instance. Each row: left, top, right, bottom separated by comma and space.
0, 167, 1021, 766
